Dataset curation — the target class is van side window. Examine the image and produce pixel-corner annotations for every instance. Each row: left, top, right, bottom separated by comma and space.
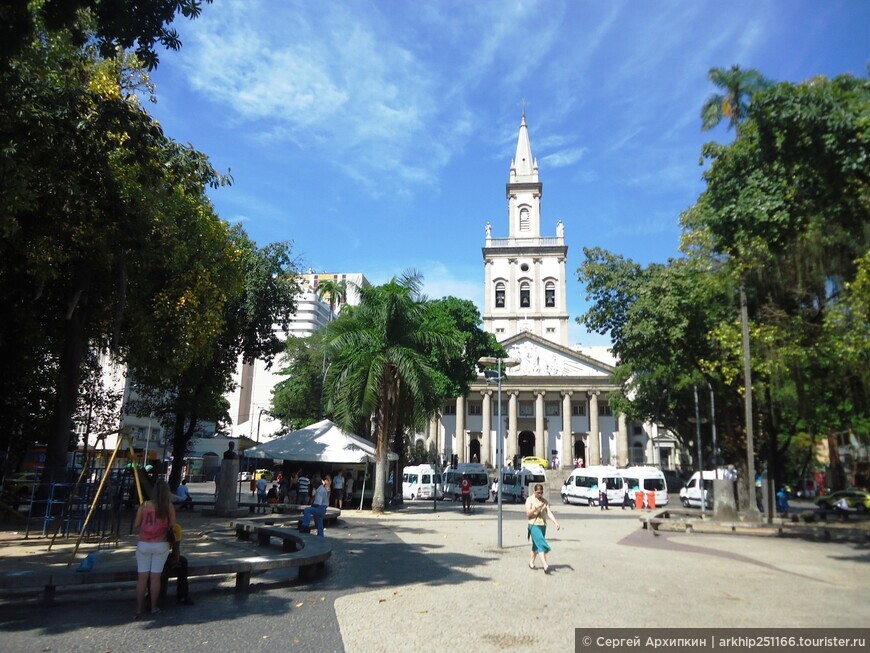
644, 478, 665, 491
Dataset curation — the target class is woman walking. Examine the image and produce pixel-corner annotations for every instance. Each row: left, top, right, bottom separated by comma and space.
134, 479, 176, 618
525, 483, 560, 573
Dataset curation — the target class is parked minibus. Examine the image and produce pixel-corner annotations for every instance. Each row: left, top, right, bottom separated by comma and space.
494, 464, 548, 503
560, 465, 624, 506
619, 466, 669, 507
442, 463, 489, 502
402, 464, 442, 500
679, 470, 736, 508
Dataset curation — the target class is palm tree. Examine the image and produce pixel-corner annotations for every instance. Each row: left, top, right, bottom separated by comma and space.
701, 65, 771, 132
315, 278, 348, 321
323, 272, 460, 513
700, 64, 771, 517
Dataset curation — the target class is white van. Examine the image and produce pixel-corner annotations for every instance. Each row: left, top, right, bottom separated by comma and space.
495, 465, 548, 503
442, 463, 489, 502
619, 466, 669, 507
402, 465, 420, 500
679, 470, 733, 508
402, 465, 442, 500
560, 466, 624, 506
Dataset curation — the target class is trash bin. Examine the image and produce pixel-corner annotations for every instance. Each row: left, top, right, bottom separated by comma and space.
634, 491, 644, 509
647, 491, 656, 510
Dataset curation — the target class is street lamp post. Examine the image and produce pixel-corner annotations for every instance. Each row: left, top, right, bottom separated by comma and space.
256, 408, 269, 443
479, 356, 519, 549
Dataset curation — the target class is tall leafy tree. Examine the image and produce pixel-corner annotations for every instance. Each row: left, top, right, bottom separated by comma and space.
1, 0, 213, 69
271, 332, 327, 432
684, 73, 870, 490
323, 273, 461, 513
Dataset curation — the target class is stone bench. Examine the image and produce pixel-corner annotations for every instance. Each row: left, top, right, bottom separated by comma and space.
0, 535, 332, 605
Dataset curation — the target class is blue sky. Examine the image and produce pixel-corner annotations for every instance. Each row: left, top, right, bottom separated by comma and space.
146, 0, 869, 346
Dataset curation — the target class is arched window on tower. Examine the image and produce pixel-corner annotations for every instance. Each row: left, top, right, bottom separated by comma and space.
495, 282, 505, 308
545, 281, 556, 307
520, 281, 530, 308
519, 208, 530, 232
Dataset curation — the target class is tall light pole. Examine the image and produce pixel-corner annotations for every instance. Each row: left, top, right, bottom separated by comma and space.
256, 408, 269, 443
479, 356, 519, 548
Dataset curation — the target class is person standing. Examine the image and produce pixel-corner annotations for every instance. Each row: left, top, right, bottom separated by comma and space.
344, 472, 354, 507
332, 469, 345, 509
134, 479, 176, 619
223, 441, 237, 459
525, 483, 560, 574
256, 475, 268, 513
460, 474, 472, 514
296, 470, 310, 505
299, 477, 330, 536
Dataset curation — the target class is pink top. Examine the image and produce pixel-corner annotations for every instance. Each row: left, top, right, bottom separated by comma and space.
138, 503, 169, 542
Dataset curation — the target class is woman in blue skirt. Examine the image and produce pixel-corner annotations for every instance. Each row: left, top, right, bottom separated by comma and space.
525, 483, 561, 573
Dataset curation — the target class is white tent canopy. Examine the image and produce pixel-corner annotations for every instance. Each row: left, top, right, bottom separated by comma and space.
244, 419, 397, 464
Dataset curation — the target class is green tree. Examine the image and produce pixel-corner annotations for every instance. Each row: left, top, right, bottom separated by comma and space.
685, 73, 870, 490
128, 229, 300, 490
271, 332, 327, 432
1, 0, 213, 70
323, 273, 462, 513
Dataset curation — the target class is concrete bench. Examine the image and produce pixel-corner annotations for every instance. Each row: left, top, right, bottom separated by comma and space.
0, 535, 332, 605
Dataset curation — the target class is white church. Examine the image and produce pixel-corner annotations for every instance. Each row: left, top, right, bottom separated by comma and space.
419, 115, 680, 471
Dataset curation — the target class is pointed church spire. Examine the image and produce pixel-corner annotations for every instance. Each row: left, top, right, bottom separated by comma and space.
510, 113, 538, 182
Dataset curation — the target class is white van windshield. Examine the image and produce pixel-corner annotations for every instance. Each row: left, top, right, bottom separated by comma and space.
524, 474, 546, 485
467, 473, 488, 486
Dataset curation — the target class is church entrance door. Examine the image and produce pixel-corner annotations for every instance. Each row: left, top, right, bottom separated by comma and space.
518, 431, 535, 458
469, 439, 481, 464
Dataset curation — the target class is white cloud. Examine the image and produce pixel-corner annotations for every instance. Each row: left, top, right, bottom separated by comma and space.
541, 147, 587, 168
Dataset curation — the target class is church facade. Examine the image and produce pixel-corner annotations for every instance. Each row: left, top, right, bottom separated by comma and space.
421, 115, 680, 471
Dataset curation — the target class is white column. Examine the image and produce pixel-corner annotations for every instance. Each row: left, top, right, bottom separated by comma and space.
535, 390, 546, 460
588, 391, 600, 466
481, 390, 492, 467
561, 391, 572, 470
456, 396, 466, 462
507, 391, 518, 463
617, 412, 629, 467
558, 256, 568, 346
508, 258, 517, 337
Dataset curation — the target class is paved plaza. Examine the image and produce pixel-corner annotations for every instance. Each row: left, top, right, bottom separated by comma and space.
0, 486, 867, 652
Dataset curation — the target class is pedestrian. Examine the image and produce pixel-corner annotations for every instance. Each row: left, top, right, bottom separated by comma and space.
213, 468, 221, 497
599, 482, 609, 510
296, 470, 310, 505
460, 474, 472, 513
223, 441, 237, 459
287, 470, 299, 505
173, 478, 193, 511
299, 477, 330, 536
134, 479, 176, 619
344, 472, 354, 507
267, 484, 279, 512
525, 483, 560, 573
622, 482, 634, 510
332, 469, 344, 509
157, 523, 194, 607
256, 475, 268, 513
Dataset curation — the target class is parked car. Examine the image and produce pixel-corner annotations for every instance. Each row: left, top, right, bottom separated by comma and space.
253, 469, 273, 482
521, 455, 549, 469
815, 490, 869, 512
2, 472, 40, 497
238, 471, 252, 482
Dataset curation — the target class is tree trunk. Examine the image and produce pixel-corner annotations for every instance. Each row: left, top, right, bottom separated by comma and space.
44, 300, 88, 485
372, 391, 389, 514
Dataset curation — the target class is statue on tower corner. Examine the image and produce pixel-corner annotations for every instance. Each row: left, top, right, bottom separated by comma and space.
556, 220, 564, 237
485, 222, 492, 238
